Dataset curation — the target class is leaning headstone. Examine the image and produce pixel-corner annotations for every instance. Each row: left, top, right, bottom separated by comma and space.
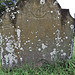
0, 0, 74, 68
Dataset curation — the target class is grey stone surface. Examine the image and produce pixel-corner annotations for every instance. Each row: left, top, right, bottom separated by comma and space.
0, 0, 74, 68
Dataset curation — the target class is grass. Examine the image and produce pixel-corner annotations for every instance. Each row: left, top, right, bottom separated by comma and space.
0, 39, 75, 75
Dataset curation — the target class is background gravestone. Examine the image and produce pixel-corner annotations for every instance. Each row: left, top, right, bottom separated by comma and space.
0, 0, 74, 68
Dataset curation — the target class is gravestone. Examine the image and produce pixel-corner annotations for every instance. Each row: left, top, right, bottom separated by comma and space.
0, 0, 74, 68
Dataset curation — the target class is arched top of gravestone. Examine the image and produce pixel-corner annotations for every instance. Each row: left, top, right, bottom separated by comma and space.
0, 0, 72, 18
0, 0, 73, 25
15, 0, 72, 19
16, 0, 61, 9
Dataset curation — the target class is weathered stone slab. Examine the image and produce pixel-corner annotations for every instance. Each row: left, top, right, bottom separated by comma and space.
0, 0, 74, 68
